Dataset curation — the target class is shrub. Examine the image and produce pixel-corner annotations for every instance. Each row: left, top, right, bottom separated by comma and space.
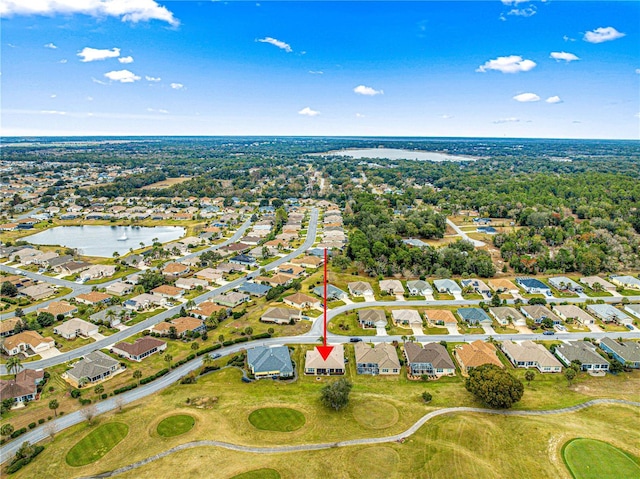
10, 428, 27, 439
234, 337, 249, 343
101, 393, 108, 400
222, 340, 234, 346
38, 419, 45, 425
139, 368, 169, 385
70, 389, 81, 399
422, 392, 433, 403
113, 384, 138, 395
28, 423, 37, 429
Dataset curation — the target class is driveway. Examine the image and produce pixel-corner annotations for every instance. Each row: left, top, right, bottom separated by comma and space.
363, 293, 376, 302
395, 294, 405, 301
445, 324, 460, 335
411, 324, 424, 336
376, 325, 388, 336
38, 347, 61, 359
89, 332, 107, 341
587, 322, 603, 333
481, 324, 496, 335
453, 292, 464, 301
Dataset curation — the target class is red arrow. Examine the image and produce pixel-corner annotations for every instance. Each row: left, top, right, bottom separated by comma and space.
316, 247, 334, 361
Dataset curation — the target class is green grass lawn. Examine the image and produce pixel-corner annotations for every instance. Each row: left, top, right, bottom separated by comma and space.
248, 407, 306, 432
562, 438, 640, 479
230, 469, 281, 479
328, 312, 377, 336
66, 422, 129, 467
156, 414, 195, 437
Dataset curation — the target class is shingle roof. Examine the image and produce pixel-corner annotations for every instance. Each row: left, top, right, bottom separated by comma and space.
404, 342, 455, 369
247, 346, 294, 375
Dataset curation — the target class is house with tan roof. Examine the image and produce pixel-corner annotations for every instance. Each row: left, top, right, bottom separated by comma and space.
579, 276, 616, 293
553, 305, 597, 325
80, 264, 117, 281
355, 342, 400, 375
151, 284, 184, 299
152, 317, 206, 337
191, 301, 229, 320
75, 291, 112, 306
261, 307, 300, 325
454, 340, 503, 373
357, 309, 387, 328
255, 273, 295, 288
53, 318, 98, 339
283, 292, 320, 310
500, 340, 562, 373
112, 337, 167, 362
0, 317, 22, 338
21, 283, 57, 301
379, 279, 405, 295
2, 330, 55, 356
291, 255, 323, 268
348, 281, 374, 297
175, 277, 209, 290
489, 306, 526, 326
38, 301, 78, 318
106, 282, 134, 296
277, 264, 306, 278
391, 309, 422, 327
194, 268, 224, 284
424, 309, 457, 325
305, 344, 345, 376
0, 369, 45, 404
162, 262, 190, 278
488, 278, 519, 294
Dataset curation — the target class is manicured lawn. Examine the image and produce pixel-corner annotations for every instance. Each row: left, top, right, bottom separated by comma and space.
66, 422, 129, 466
156, 414, 195, 437
562, 438, 640, 479
328, 312, 376, 336
230, 469, 281, 479
248, 407, 306, 432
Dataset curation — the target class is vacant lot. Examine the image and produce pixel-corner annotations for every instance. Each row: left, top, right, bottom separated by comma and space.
141, 177, 192, 189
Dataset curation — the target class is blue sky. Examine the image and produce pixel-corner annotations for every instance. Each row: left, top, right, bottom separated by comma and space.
1, 1, 638, 139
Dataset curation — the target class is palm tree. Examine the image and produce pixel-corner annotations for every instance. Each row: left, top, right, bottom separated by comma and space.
49, 399, 59, 417
164, 354, 173, 369
133, 370, 143, 384
202, 354, 214, 368
78, 377, 89, 388
185, 299, 196, 311
105, 309, 116, 326
6, 357, 22, 378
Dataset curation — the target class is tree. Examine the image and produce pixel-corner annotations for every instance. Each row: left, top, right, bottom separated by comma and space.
490, 293, 501, 307
133, 370, 143, 384
465, 365, 524, 409
78, 377, 89, 388
564, 368, 576, 386
36, 312, 55, 328
164, 354, 173, 369
202, 354, 214, 368
524, 370, 535, 386
94, 384, 104, 394
244, 327, 253, 336
421, 391, 433, 403
49, 399, 59, 417
1, 281, 18, 297
15, 307, 24, 318
81, 404, 98, 425
191, 342, 200, 351
6, 357, 22, 378
319, 378, 353, 411
44, 422, 57, 440
0, 423, 14, 437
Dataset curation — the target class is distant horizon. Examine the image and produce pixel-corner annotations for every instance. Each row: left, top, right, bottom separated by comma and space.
2, 1, 638, 139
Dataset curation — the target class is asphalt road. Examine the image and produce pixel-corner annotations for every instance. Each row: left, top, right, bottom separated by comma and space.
446, 218, 485, 247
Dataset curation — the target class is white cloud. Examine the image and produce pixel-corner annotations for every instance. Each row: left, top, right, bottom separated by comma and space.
507, 7, 536, 17
59, 59, 67, 63
513, 92, 540, 102
298, 107, 319, 117
147, 108, 168, 114
493, 117, 520, 124
635, 112, 640, 119
170, 82, 184, 90
584, 27, 625, 44
308, 70, 324, 75
353, 85, 383, 96
104, 69, 140, 83
87, 96, 93, 101
0, 0, 179, 26
355, 113, 365, 118
50, 94, 57, 98
476, 55, 536, 73
40, 110, 66, 115
563, 35, 576, 42
501, 0, 529, 5
550, 51, 579, 62
78, 47, 120, 62
545, 96, 562, 104
636, 69, 640, 74
440, 114, 454, 119
118, 56, 134, 64
145, 75, 161, 82
257, 37, 292, 53
44, 42, 57, 49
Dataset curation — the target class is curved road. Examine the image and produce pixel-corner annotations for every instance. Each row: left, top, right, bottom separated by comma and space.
446, 218, 485, 247
78, 398, 640, 478
0, 209, 317, 374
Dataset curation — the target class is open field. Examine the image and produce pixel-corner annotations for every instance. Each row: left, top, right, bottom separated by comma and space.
65, 422, 129, 467
248, 408, 305, 432
8, 343, 640, 478
141, 177, 192, 189
562, 438, 640, 479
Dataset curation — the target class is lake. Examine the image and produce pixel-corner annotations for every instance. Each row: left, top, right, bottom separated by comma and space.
318, 148, 475, 162
25, 226, 185, 258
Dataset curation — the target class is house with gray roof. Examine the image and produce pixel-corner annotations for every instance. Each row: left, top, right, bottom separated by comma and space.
624, 304, 640, 319
599, 338, 640, 368
391, 309, 422, 327
610, 275, 640, 291
460, 279, 491, 296
457, 307, 492, 325
312, 284, 348, 301
406, 280, 433, 296
433, 279, 462, 295
236, 282, 271, 297
66, 351, 120, 385
53, 318, 98, 339
404, 342, 455, 379
247, 345, 294, 379
548, 276, 583, 293
516, 277, 551, 296
579, 276, 616, 293
521, 305, 562, 325
586, 304, 632, 325
260, 307, 300, 325
347, 281, 374, 297
90, 306, 130, 327
554, 341, 609, 372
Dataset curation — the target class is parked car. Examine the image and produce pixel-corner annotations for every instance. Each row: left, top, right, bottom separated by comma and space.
349, 337, 363, 342
626, 324, 635, 331
212, 353, 221, 359
543, 330, 555, 336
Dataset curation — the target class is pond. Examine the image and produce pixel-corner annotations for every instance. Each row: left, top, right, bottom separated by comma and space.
25, 226, 185, 258
318, 148, 475, 162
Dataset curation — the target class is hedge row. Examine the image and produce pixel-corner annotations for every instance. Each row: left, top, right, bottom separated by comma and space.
195, 344, 222, 356
6, 446, 45, 474
113, 384, 138, 395
139, 368, 169, 385
10, 427, 27, 439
